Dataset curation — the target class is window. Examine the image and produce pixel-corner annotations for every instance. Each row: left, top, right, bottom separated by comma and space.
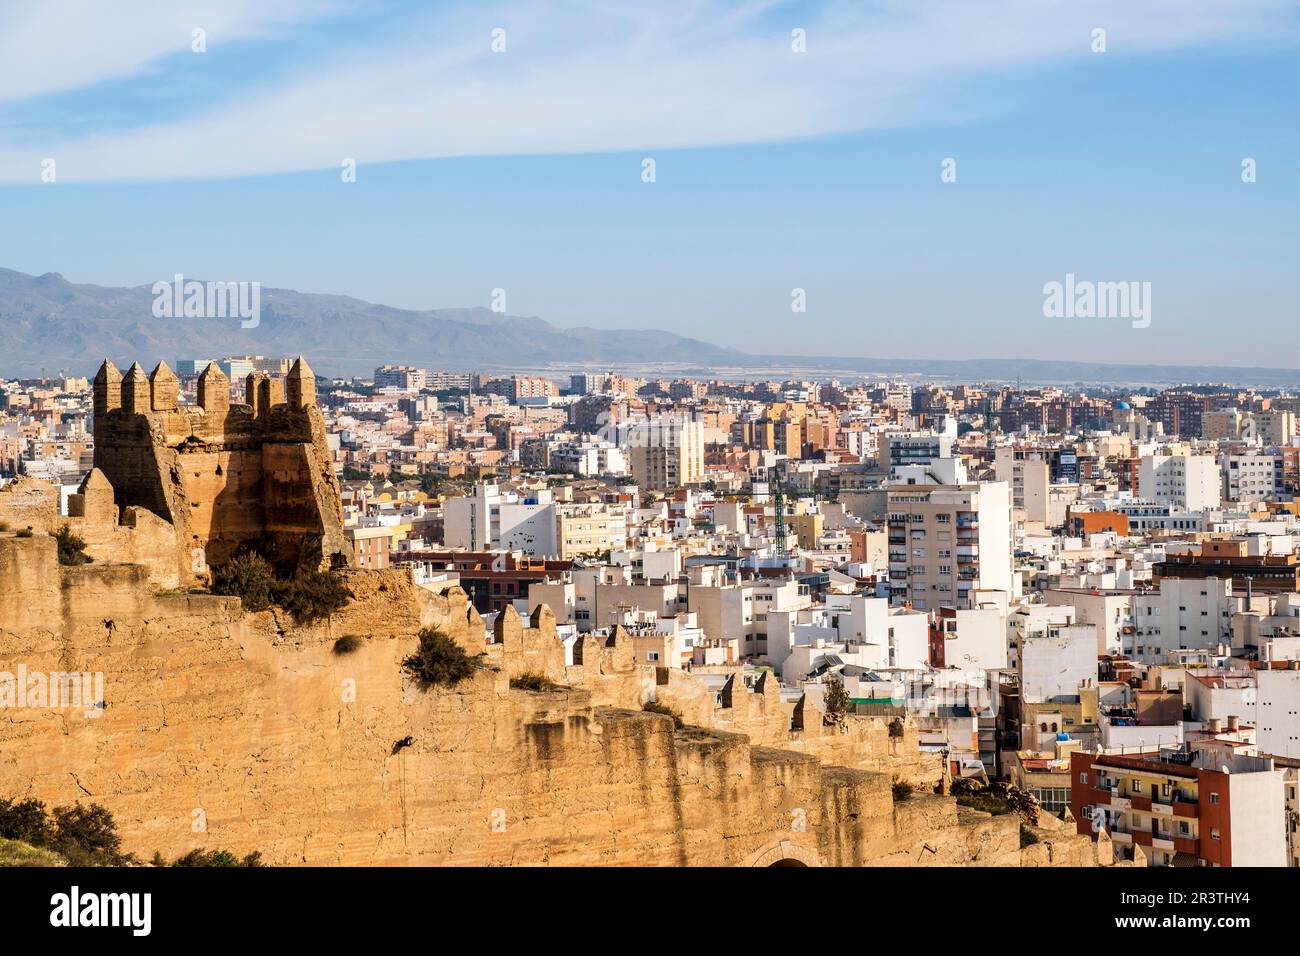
1211, 828, 1220, 840
1079, 772, 1088, 785
1209, 792, 1219, 805
1132, 780, 1143, 793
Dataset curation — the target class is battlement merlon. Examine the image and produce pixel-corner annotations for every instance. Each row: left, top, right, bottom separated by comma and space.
90, 356, 349, 583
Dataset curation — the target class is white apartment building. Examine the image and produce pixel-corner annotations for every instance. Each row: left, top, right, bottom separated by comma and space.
550, 438, 628, 477
373, 364, 426, 390
930, 604, 1008, 671
766, 595, 930, 674
689, 577, 812, 659
1132, 577, 1238, 664
995, 448, 1050, 525
610, 545, 680, 582
1044, 588, 1134, 656
1007, 604, 1078, 671
1139, 452, 1221, 512
878, 431, 956, 478
886, 481, 1013, 611
1257, 666, 1300, 761
443, 483, 558, 555
777, 609, 931, 684
1222, 452, 1284, 502
1018, 621, 1098, 704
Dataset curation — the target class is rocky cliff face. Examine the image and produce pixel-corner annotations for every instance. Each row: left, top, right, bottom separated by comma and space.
0, 538, 1102, 866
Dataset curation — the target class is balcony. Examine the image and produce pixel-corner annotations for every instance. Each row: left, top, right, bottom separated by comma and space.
1130, 795, 1152, 812
1172, 799, 1198, 817
1174, 837, 1199, 855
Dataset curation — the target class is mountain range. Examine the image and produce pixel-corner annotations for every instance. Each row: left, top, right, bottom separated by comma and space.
0, 268, 744, 378
2, 268, 1298, 387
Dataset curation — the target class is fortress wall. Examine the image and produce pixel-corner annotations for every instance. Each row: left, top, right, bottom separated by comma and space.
0, 478, 60, 534
65, 507, 183, 590
90, 359, 349, 585
172, 446, 266, 570
0, 561, 1099, 867
91, 412, 176, 526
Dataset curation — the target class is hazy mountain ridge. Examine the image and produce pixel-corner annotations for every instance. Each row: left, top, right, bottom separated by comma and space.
1, 268, 1298, 387
0, 268, 745, 377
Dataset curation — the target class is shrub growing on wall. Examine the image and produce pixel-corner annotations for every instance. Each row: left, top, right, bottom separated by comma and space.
402, 628, 484, 688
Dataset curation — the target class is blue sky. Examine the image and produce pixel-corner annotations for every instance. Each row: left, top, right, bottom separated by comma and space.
1, 0, 1297, 366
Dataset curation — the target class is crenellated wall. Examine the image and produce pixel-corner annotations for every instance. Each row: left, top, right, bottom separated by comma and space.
88, 357, 348, 584
0, 545, 1107, 867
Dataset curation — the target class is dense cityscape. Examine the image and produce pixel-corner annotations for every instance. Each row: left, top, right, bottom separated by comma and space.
3, 357, 1298, 871
3, 0, 1297, 938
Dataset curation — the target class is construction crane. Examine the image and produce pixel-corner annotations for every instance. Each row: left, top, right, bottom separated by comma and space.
773, 481, 789, 557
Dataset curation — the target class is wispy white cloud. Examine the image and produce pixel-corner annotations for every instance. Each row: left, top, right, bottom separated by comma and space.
0, 0, 1294, 183
0, 0, 334, 103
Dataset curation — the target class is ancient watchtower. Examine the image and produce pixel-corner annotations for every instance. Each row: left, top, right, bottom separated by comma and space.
91, 356, 349, 584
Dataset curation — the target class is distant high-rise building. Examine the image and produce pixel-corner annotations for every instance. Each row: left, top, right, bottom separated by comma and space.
175, 359, 214, 377
1139, 452, 1221, 511
374, 365, 427, 390
886, 481, 1013, 611
625, 418, 705, 491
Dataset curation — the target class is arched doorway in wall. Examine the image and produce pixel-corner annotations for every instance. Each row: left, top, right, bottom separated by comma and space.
744, 840, 821, 867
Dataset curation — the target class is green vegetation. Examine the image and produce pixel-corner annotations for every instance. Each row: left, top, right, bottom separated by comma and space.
54, 525, 91, 565
510, 672, 558, 692
822, 676, 851, 724
952, 780, 1041, 825
642, 700, 684, 730
891, 779, 914, 801
403, 627, 485, 688
158, 848, 264, 867
276, 570, 353, 625
213, 551, 278, 611
418, 472, 448, 496
0, 797, 127, 866
212, 552, 353, 624
0, 837, 66, 867
1020, 824, 1040, 848
15, 527, 34, 538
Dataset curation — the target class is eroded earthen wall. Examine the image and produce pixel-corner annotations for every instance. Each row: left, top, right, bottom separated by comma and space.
0, 551, 1099, 867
